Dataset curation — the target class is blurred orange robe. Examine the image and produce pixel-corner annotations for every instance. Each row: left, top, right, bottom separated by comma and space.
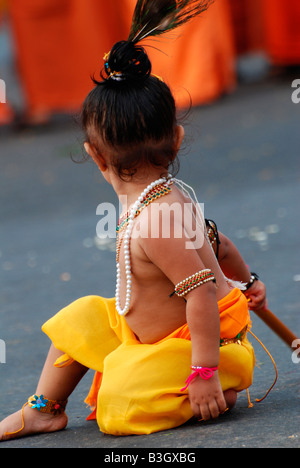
0, 3, 14, 124
228, 0, 264, 55
262, 0, 300, 65
229, 0, 300, 65
9, 0, 128, 115
9, 0, 236, 114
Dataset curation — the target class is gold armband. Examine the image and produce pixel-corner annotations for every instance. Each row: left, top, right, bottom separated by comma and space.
173, 269, 216, 297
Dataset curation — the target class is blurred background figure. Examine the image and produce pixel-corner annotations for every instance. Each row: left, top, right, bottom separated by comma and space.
0, 0, 14, 125
229, 0, 300, 67
8, 0, 236, 120
262, 0, 300, 66
0, 0, 299, 127
228, 0, 264, 56
8, 0, 128, 125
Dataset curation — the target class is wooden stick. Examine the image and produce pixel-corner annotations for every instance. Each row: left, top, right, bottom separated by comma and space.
254, 307, 299, 350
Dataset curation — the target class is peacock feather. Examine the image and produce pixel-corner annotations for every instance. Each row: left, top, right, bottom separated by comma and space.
128, 0, 214, 43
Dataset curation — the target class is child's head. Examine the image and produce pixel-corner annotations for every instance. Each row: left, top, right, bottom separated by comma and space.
82, 40, 181, 181
81, 0, 213, 181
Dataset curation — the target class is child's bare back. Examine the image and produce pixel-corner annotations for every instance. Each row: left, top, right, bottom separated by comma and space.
122, 184, 232, 343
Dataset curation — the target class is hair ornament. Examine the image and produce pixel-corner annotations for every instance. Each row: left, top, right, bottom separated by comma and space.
103, 51, 126, 81
103, 49, 164, 82
152, 73, 164, 82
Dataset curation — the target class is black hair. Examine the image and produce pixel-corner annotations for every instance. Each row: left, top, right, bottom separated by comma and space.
81, 0, 213, 179
81, 41, 179, 180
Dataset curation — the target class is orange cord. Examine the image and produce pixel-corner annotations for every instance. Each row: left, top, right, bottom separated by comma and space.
4, 403, 28, 437
247, 388, 254, 408
248, 330, 278, 403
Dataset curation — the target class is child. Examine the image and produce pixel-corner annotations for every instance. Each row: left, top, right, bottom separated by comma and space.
0, 0, 267, 440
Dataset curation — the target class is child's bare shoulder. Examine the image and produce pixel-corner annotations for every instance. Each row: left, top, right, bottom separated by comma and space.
135, 187, 186, 238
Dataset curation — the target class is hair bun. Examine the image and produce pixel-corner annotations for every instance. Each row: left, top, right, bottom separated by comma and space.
104, 41, 152, 81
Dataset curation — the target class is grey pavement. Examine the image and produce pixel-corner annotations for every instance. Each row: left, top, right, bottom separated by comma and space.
0, 70, 300, 449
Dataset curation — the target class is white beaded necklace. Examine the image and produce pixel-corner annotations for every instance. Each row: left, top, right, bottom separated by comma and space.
115, 176, 172, 316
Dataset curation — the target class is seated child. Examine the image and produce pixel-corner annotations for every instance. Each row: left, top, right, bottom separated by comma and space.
0, 0, 267, 440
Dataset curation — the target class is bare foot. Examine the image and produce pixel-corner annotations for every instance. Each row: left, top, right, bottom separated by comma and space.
0, 404, 68, 442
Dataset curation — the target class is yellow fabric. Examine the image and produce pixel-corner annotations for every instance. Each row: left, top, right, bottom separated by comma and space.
42, 288, 255, 436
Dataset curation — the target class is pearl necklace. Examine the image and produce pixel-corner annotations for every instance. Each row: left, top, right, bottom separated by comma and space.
115, 176, 172, 316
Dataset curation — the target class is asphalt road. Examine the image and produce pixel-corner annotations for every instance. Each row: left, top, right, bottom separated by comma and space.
0, 72, 299, 449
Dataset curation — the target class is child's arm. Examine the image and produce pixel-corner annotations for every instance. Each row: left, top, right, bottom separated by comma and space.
209, 227, 268, 312
185, 284, 227, 420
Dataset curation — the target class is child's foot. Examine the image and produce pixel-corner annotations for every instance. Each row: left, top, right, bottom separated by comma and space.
0, 404, 68, 441
223, 389, 237, 410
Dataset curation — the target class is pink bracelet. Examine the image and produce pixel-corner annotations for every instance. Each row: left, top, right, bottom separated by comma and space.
180, 366, 218, 392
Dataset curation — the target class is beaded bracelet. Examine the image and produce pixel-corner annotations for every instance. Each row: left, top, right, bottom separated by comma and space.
28, 394, 67, 415
245, 272, 259, 290
174, 269, 216, 297
181, 366, 218, 392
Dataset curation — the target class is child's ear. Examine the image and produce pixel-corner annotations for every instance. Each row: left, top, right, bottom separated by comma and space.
174, 125, 185, 153
84, 142, 107, 172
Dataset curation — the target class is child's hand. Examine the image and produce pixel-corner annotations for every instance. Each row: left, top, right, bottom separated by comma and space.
244, 280, 268, 312
188, 372, 227, 421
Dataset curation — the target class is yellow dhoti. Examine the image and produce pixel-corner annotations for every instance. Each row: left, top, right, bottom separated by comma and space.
42, 288, 255, 436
